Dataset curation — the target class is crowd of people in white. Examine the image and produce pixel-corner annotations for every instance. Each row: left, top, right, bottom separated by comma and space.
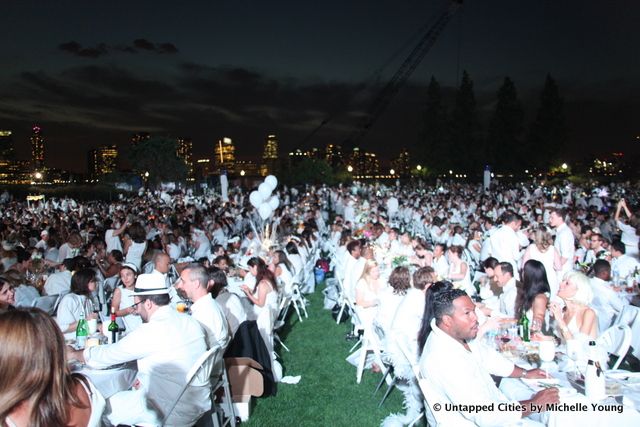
0, 179, 639, 426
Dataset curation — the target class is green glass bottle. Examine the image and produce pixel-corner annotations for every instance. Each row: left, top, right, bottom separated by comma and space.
519, 312, 530, 342
76, 313, 89, 349
108, 307, 119, 344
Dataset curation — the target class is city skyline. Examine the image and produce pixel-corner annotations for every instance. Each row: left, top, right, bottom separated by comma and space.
1, 1, 639, 172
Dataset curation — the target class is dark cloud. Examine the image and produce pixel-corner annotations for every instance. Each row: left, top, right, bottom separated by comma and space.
58, 41, 109, 58
133, 38, 155, 51
58, 39, 179, 58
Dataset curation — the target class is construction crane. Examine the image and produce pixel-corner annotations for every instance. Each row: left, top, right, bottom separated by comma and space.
342, 0, 463, 150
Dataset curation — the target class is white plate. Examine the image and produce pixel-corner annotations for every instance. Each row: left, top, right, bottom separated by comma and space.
522, 377, 560, 387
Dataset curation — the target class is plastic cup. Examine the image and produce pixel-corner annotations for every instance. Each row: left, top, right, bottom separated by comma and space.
87, 318, 98, 335
176, 302, 187, 313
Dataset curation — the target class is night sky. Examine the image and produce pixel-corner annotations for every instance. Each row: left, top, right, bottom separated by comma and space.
1, 0, 639, 173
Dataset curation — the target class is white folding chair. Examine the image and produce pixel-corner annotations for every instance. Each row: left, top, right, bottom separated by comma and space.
32, 294, 60, 315
615, 305, 640, 359
209, 362, 237, 427
597, 324, 632, 370
163, 346, 221, 427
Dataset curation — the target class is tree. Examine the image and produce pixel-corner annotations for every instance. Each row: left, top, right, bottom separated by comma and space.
486, 77, 525, 174
419, 76, 449, 173
450, 71, 482, 175
284, 158, 336, 186
527, 74, 566, 171
129, 137, 187, 186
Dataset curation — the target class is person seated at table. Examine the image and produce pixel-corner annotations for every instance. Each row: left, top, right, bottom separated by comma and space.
240, 257, 279, 320
590, 259, 627, 332
409, 239, 433, 268
67, 274, 210, 427
0, 276, 16, 312
419, 288, 559, 426
354, 260, 385, 330
110, 262, 143, 333
375, 266, 411, 336
516, 260, 551, 333
44, 257, 75, 296
446, 245, 475, 296
176, 263, 230, 351
550, 271, 598, 342
56, 268, 98, 339
209, 267, 246, 337
0, 308, 104, 426
269, 250, 295, 294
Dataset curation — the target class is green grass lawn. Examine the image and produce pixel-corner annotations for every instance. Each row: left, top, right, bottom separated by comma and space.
243, 283, 420, 427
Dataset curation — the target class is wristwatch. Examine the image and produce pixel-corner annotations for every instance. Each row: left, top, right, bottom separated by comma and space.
520, 369, 528, 378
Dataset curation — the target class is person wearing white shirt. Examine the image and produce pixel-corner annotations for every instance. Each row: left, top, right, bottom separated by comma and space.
489, 212, 522, 277
590, 260, 627, 332
494, 262, 518, 318
342, 240, 366, 301
44, 258, 74, 295
418, 288, 558, 427
610, 240, 640, 279
615, 198, 640, 258
549, 207, 575, 277
105, 219, 127, 254
175, 263, 230, 351
67, 274, 210, 427
210, 269, 247, 337
431, 243, 449, 279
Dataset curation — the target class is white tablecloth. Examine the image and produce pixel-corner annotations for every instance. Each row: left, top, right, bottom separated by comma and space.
500, 363, 640, 427
75, 363, 137, 399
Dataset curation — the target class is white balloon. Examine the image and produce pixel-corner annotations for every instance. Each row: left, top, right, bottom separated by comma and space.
268, 196, 280, 210
258, 203, 272, 220
265, 175, 278, 190
249, 191, 263, 208
258, 182, 272, 199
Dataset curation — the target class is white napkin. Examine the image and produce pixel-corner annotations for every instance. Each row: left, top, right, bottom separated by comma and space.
280, 375, 301, 384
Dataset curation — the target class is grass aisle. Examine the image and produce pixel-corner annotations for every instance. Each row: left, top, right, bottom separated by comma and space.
243, 284, 407, 426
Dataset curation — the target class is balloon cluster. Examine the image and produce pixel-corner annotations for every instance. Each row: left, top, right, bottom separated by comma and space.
249, 175, 279, 220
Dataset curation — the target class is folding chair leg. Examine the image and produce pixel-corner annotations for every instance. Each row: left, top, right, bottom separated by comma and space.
349, 335, 363, 353
378, 377, 397, 407
408, 412, 424, 427
374, 364, 393, 394
336, 300, 347, 324
300, 300, 309, 318
292, 300, 303, 322
275, 334, 290, 352
356, 347, 368, 384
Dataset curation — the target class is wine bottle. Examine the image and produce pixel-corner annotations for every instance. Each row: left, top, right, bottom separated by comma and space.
108, 307, 119, 344
518, 312, 529, 342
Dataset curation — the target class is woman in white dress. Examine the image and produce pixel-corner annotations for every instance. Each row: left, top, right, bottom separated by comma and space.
55, 268, 98, 339
123, 223, 147, 270
240, 257, 279, 321
521, 227, 562, 298
109, 262, 142, 333
355, 260, 385, 330
446, 245, 474, 296
615, 198, 640, 258
269, 250, 295, 295
549, 271, 598, 342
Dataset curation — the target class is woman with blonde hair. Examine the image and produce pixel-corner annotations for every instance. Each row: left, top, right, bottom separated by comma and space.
0, 308, 103, 426
521, 226, 562, 298
549, 271, 598, 342
355, 260, 385, 328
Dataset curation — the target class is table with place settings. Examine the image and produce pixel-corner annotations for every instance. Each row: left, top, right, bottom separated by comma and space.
499, 347, 640, 426
70, 360, 137, 399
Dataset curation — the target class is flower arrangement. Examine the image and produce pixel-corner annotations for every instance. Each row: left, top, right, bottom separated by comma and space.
391, 255, 409, 269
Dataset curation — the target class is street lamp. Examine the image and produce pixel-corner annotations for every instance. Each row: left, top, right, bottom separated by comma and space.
347, 165, 353, 173
144, 171, 149, 178
240, 170, 246, 176
390, 169, 395, 176
34, 172, 43, 180
561, 163, 568, 171
416, 165, 422, 171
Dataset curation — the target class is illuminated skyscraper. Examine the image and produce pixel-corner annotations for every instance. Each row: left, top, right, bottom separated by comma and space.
31, 125, 45, 170
349, 147, 379, 177
176, 137, 194, 178
325, 143, 342, 167
214, 137, 235, 173
0, 130, 14, 160
88, 145, 118, 177
261, 134, 278, 175
391, 148, 411, 177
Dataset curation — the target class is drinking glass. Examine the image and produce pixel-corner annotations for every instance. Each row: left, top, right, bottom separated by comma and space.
539, 339, 555, 363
